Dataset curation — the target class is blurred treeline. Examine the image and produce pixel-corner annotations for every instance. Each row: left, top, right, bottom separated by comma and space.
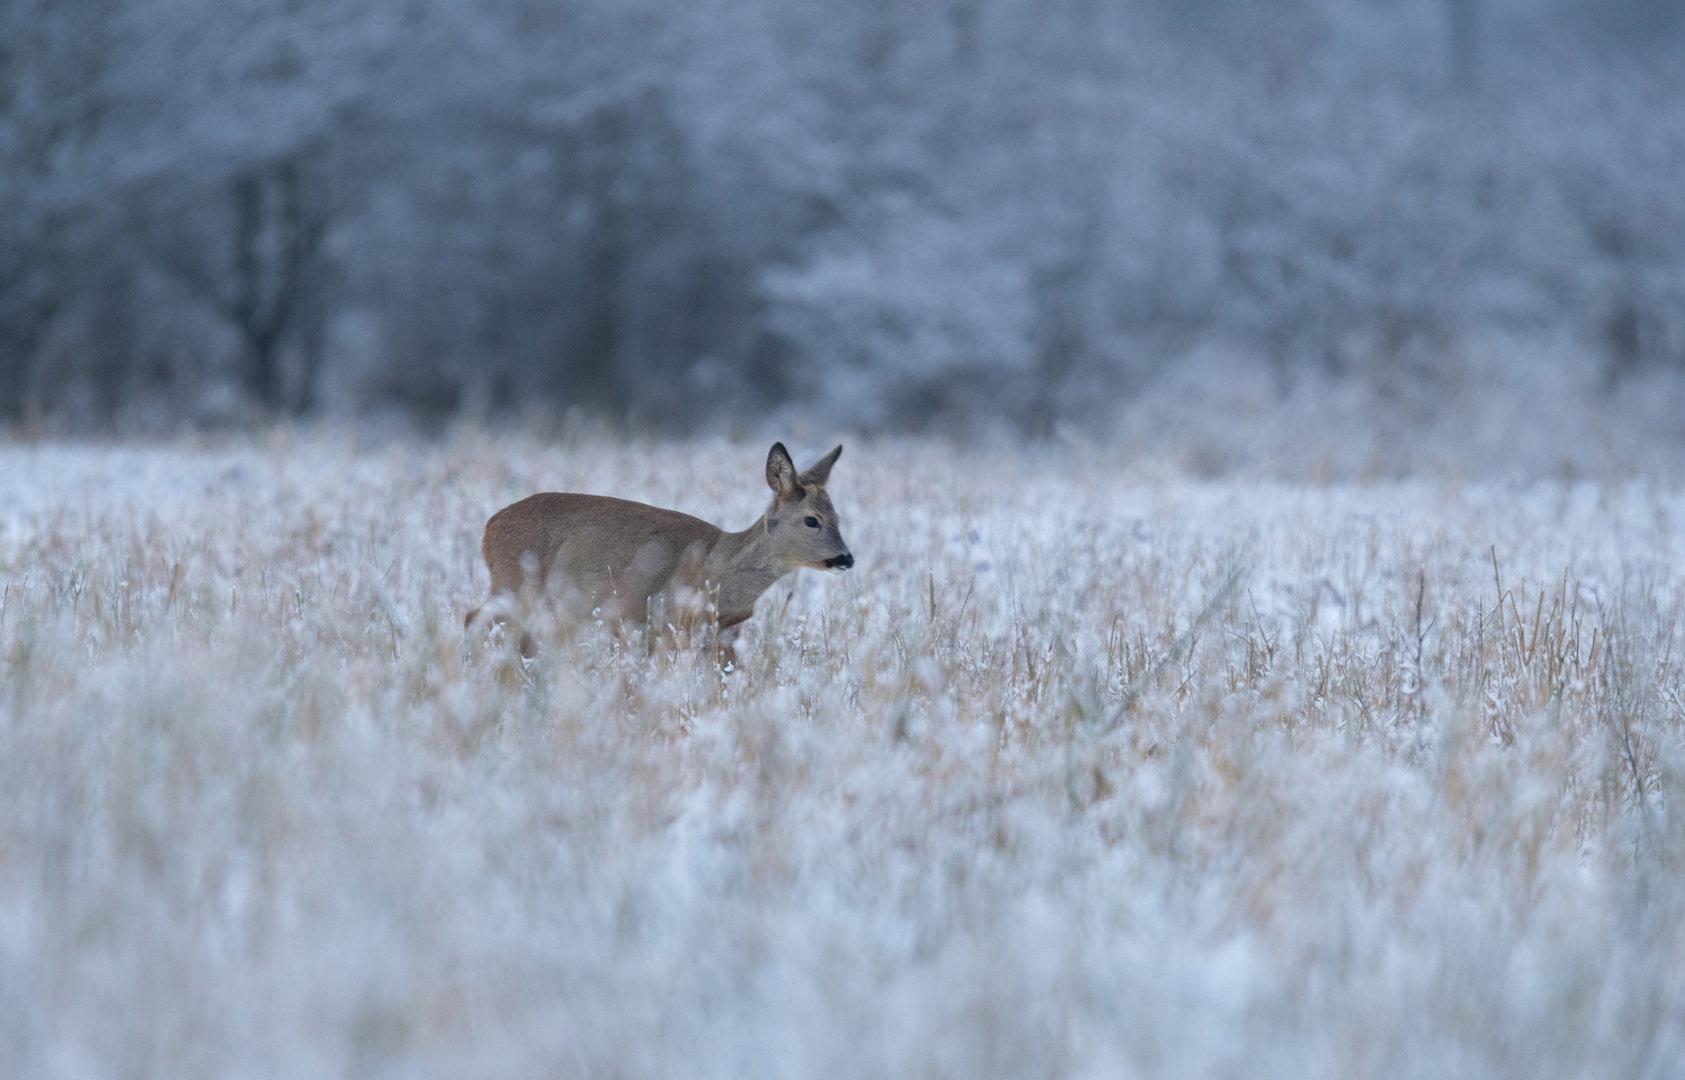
2, 0, 1682, 435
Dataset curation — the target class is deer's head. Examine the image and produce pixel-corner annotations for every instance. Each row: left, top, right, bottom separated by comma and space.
764, 442, 853, 573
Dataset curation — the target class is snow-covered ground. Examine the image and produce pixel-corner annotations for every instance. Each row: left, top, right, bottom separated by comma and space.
1, 433, 1681, 1078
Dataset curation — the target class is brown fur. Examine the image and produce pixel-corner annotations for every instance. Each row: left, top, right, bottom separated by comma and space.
467, 443, 851, 662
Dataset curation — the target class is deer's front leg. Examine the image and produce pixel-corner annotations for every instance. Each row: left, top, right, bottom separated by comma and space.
711, 623, 741, 671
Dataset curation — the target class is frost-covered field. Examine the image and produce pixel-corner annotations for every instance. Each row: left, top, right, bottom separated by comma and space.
2, 433, 1683, 1079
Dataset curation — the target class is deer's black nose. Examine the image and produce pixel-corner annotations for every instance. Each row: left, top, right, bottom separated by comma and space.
825, 553, 854, 570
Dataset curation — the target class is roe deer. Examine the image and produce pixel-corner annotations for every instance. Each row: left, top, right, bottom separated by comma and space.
466, 443, 853, 663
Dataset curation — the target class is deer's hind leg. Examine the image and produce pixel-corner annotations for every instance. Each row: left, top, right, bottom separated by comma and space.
465, 593, 538, 658
468, 544, 555, 658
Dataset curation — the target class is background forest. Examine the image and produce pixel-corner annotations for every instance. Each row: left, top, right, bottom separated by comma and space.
3, 0, 1684, 467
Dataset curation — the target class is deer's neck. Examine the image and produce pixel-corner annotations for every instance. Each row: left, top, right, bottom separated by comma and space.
703, 516, 789, 624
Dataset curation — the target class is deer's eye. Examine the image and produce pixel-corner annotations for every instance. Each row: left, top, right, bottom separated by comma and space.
804, 516, 820, 528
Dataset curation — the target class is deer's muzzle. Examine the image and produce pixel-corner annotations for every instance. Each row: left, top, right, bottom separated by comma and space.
824, 553, 854, 572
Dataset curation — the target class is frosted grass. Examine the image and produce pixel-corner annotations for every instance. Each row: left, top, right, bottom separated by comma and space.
1, 433, 1682, 1078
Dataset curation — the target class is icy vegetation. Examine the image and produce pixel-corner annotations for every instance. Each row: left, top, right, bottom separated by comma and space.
4, 0, 1685, 438
2, 433, 1682, 1077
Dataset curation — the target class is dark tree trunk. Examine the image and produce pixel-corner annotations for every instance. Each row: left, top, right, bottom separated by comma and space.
227, 157, 329, 415
1447, 0, 1480, 91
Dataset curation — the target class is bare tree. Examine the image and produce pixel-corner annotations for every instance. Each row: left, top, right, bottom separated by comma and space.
226, 157, 332, 413
1447, 0, 1480, 91
142, 151, 335, 416
0, 0, 122, 421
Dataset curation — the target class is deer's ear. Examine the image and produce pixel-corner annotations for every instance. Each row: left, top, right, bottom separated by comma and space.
766, 442, 799, 496
800, 445, 842, 487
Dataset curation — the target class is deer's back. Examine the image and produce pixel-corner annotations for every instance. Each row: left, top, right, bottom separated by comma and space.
481, 493, 722, 617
